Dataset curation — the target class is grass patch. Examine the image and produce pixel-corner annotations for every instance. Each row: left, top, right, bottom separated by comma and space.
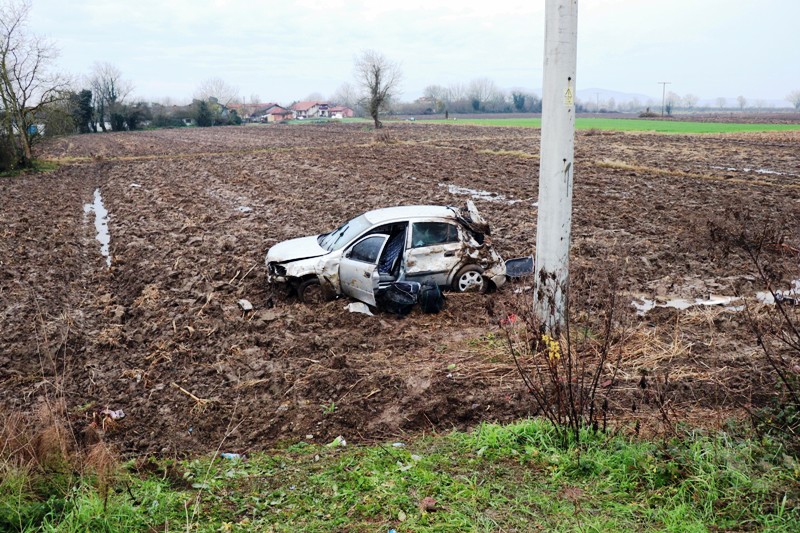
476, 148, 538, 159
3, 420, 798, 531
418, 117, 800, 134
0, 159, 60, 177
594, 159, 800, 189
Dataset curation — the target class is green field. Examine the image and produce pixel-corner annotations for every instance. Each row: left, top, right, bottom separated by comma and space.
420, 117, 800, 133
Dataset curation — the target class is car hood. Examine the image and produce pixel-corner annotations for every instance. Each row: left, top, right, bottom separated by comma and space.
267, 235, 329, 263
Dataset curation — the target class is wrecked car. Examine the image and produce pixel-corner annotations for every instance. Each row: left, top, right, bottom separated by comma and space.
265, 201, 507, 305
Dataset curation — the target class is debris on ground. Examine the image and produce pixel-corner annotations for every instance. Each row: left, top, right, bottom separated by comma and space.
326, 436, 347, 448
346, 302, 374, 316
100, 408, 125, 420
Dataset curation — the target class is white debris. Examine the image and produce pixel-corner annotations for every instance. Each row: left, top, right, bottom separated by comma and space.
346, 302, 374, 316
100, 408, 125, 420
326, 435, 347, 448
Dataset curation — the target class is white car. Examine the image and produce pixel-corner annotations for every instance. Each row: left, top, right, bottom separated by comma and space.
265, 201, 507, 305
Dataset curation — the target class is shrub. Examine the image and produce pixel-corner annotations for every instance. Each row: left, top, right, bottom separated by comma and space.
501, 267, 626, 447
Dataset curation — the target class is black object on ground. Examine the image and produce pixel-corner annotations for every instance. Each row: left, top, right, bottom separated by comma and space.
420, 282, 445, 313
505, 256, 534, 278
376, 281, 421, 315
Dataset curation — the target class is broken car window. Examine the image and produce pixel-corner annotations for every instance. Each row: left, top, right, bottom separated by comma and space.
348, 235, 387, 263
411, 222, 459, 248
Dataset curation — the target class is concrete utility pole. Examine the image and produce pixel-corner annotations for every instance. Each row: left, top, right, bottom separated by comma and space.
534, 0, 579, 330
659, 81, 671, 116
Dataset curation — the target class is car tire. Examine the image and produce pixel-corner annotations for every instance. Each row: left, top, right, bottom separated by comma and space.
298, 278, 326, 304
452, 265, 487, 293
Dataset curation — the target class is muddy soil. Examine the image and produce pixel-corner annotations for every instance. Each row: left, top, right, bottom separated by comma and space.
2, 123, 799, 455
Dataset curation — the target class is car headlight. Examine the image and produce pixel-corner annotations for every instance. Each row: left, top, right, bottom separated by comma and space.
269, 263, 286, 277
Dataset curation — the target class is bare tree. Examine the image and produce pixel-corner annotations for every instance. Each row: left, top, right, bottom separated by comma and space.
331, 82, 358, 110
468, 77, 500, 111
682, 93, 698, 110
193, 77, 239, 126
665, 91, 681, 115
89, 62, 133, 131
354, 49, 401, 128
447, 82, 468, 102
421, 84, 448, 113
787, 90, 800, 110
716, 96, 727, 110
423, 84, 447, 102
0, 0, 69, 168
736, 95, 747, 111
193, 77, 239, 106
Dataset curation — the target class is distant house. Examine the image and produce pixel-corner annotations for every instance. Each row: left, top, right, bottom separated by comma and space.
261, 105, 294, 123
227, 102, 277, 122
291, 101, 330, 119
226, 102, 258, 122
329, 106, 354, 119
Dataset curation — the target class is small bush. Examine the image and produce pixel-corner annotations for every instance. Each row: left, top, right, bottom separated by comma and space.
501, 266, 627, 447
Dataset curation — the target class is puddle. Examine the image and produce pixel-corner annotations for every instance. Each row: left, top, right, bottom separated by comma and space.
633, 281, 800, 315
83, 188, 111, 267
710, 165, 798, 178
631, 295, 739, 316
439, 183, 534, 206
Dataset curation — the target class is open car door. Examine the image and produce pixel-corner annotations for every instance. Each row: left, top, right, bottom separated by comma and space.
339, 234, 389, 306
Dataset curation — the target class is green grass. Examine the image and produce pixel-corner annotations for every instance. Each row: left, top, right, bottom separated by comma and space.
3, 419, 798, 532
0, 159, 60, 177
418, 117, 800, 133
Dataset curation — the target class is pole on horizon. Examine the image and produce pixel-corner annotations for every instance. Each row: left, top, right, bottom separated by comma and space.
659, 81, 671, 116
534, 0, 579, 331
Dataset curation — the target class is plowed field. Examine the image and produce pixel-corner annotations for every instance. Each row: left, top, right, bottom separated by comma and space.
2, 122, 799, 455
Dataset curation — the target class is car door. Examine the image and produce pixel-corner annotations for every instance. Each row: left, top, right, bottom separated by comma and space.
339, 234, 389, 306
404, 221, 463, 286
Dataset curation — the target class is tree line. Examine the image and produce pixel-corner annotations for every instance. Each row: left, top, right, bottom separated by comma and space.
4, 0, 800, 170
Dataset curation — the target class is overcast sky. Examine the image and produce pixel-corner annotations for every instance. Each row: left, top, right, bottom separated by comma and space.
28, 0, 800, 106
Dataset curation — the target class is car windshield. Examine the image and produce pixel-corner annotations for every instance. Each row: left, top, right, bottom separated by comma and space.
317, 214, 372, 251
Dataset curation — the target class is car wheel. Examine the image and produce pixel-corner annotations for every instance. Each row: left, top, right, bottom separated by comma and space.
298, 278, 325, 304
452, 265, 486, 293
